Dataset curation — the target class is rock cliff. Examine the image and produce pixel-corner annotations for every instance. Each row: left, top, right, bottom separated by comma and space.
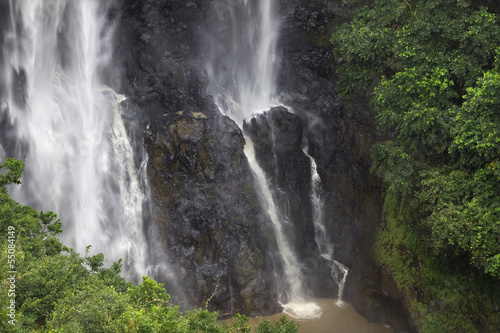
114, 0, 280, 316
113, 0, 414, 330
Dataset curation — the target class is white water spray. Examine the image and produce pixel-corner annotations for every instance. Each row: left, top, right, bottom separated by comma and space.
0, 0, 147, 281
304, 148, 349, 305
205, 0, 279, 123
205, 0, 321, 318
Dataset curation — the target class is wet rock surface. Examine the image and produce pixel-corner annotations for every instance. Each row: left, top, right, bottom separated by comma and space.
115, 0, 280, 316
113, 0, 413, 329
145, 110, 280, 316
242, 106, 341, 300
243, 107, 314, 261
113, 0, 215, 131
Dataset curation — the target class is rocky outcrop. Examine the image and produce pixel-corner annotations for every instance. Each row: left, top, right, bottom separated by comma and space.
242, 106, 342, 298
243, 107, 314, 260
145, 110, 280, 316
114, 0, 280, 316
113, 0, 215, 130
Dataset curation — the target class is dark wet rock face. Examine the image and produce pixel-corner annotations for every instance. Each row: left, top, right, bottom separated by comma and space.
114, 0, 413, 329
243, 107, 314, 262
114, 0, 215, 131
116, 0, 280, 316
276, 0, 414, 331
145, 110, 280, 316
242, 106, 340, 299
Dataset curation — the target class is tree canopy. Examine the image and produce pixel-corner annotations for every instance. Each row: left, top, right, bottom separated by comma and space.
332, 0, 500, 330
332, 0, 500, 278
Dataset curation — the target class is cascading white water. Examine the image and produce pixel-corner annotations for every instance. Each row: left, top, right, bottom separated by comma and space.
205, 0, 321, 318
206, 0, 278, 121
0, 0, 147, 281
304, 148, 349, 305
245, 142, 321, 318
0, 145, 5, 162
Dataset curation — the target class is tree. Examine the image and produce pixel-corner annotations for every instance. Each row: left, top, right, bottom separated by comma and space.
332, 0, 500, 277
0, 158, 24, 187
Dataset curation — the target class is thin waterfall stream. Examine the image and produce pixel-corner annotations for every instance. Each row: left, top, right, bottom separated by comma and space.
304, 147, 349, 305
0, 0, 148, 282
245, 141, 322, 318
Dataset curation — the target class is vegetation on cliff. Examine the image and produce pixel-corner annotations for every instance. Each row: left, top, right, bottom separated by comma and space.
331, 0, 500, 331
0, 159, 297, 332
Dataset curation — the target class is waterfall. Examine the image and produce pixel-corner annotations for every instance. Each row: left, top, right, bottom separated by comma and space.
205, 0, 278, 121
204, 0, 321, 318
304, 148, 349, 305
245, 141, 321, 318
0, 0, 147, 281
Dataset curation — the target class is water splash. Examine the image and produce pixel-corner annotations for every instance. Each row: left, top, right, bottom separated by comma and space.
0, 0, 147, 281
107, 88, 148, 280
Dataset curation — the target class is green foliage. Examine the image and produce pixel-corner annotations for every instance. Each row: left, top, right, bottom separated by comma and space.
330, 0, 406, 96
450, 65, 500, 168
255, 316, 299, 333
127, 276, 170, 310
416, 167, 500, 276
371, 141, 414, 192
333, 0, 500, 329
0, 159, 297, 332
332, 0, 500, 277
221, 313, 251, 333
373, 66, 456, 155
17, 251, 90, 327
46, 280, 128, 333
375, 193, 500, 332
0, 158, 24, 187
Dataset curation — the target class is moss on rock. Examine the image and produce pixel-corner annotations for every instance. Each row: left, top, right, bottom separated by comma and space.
376, 192, 500, 332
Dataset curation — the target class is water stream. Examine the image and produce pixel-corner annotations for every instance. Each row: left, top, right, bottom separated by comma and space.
0, 0, 148, 282
245, 141, 322, 318
304, 148, 349, 305
205, 0, 278, 123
